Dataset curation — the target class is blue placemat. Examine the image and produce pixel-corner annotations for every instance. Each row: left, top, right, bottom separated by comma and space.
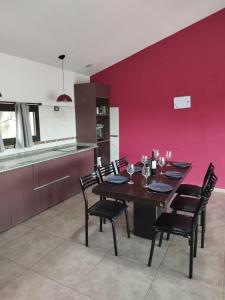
106, 175, 128, 184
172, 162, 190, 169
164, 171, 184, 179
148, 182, 173, 193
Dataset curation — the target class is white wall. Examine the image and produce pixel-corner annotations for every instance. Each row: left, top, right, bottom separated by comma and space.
39, 106, 75, 140
0, 52, 89, 140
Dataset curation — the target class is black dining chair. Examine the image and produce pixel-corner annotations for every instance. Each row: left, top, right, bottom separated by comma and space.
98, 160, 131, 211
79, 171, 130, 256
115, 156, 128, 173
170, 171, 217, 248
165, 162, 215, 243
176, 162, 215, 198
148, 174, 217, 279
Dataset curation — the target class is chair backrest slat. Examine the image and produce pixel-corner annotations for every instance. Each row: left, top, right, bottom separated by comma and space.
115, 157, 128, 173
79, 171, 100, 210
203, 162, 215, 188
193, 173, 217, 225
98, 162, 116, 182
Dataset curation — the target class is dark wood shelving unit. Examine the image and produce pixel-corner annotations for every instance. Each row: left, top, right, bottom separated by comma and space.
74, 83, 110, 166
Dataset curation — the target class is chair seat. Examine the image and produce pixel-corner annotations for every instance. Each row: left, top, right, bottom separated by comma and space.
176, 184, 202, 197
89, 200, 127, 219
171, 195, 200, 213
154, 212, 192, 236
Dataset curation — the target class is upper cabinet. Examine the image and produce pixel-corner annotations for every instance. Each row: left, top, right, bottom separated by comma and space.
74, 83, 110, 166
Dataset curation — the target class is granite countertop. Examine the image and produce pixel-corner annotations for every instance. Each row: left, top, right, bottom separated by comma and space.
0, 143, 97, 173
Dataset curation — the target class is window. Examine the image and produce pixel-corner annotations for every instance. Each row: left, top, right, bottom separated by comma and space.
0, 103, 40, 147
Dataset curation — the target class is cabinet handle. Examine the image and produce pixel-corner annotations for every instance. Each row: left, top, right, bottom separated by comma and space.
34, 175, 70, 191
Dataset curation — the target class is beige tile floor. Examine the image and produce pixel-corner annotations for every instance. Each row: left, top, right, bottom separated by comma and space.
0, 191, 224, 300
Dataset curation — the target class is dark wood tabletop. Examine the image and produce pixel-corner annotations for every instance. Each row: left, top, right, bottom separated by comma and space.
92, 163, 192, 208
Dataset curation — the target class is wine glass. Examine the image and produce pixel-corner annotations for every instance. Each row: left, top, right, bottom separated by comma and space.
141, 155, 148, 166
126, 164, 135, 184
158, 156, 165, 175
142, 166, 151, 188
165, 150, 172, 166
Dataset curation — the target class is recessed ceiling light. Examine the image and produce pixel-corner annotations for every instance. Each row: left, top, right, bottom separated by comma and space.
85, 64, 92, 68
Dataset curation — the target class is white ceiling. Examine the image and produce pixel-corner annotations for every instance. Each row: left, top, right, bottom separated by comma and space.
0, 0, 224, 75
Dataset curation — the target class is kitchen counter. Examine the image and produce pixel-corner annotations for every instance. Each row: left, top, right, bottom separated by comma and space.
0, 143, 95, 232
0, 143, 96, 173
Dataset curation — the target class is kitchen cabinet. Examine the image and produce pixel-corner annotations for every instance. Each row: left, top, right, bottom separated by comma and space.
70, 150, 95, 192
0, 166, 34, 231
34, 176, 72, 213
0, 172, 12, 231
33, 150, 94, 213
0, 148, 94, 233
8, 166, 35, 225
75, 83, 110, 166
33, 155, 74, 213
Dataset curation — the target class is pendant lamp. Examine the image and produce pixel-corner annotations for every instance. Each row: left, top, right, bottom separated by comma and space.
57, 54, 72, 102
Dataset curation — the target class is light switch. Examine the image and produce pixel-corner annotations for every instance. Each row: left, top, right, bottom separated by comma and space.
173, 96, 191, 110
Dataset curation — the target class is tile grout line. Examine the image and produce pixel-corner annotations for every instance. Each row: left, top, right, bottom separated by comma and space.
0, 229, 67, 270
0, 268, 28, 293
27, 244, 111, 297
0, 225, 35, 250
0, 254, 30, 270
71, 244, 113, 286
0, 256, 28, 293
25, 220, 113, 292
29, 268, 75, 293
0, 230, 68, 291
28, 237, 68, 270
142, 237, 172, 299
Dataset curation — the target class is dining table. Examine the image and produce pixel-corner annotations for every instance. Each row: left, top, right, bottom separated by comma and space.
92, 162, 192, 239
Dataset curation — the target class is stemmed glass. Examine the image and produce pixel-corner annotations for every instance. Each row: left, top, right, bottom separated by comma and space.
141, 155, 148, 166
126, 164, 135, 185
165, 150, 172, 166
158, 156, 165, 175
142, 166, 151, 188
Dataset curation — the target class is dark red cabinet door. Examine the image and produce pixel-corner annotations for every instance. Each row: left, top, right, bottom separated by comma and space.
34, 175, 74, 213
34, 150, 94, 212
0, 172, 12, 232
8, 166, 35, 225
33, 154, 79, 213
33, 155, 72, 188
70, 150, 95, 194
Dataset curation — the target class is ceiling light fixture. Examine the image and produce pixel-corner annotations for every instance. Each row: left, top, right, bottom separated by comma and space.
57, 54, 72, 102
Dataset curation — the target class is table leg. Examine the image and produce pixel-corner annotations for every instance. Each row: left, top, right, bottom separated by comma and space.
133, 202, 165, 239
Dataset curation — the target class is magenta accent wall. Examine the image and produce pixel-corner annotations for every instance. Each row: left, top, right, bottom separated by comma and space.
91, 9, 225, 188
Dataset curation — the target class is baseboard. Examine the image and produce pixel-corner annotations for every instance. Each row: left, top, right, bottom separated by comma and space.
214, 188, 225, 193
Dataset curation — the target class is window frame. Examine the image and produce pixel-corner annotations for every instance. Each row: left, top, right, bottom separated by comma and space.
0, 103, 40, 147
